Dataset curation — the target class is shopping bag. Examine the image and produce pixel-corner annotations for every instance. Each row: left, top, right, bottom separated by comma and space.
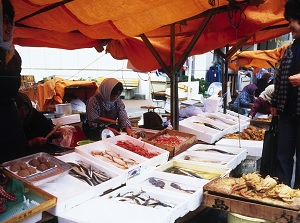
260, 116, 278, 177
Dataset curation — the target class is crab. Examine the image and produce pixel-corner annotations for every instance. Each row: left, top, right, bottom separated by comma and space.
266, 184, 295, 203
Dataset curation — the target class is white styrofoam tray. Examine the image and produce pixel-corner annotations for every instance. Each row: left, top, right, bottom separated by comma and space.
199, 113, 238, 133
216, 111, 250, 130
179, 116, 224, 144
100, 185, 189, 223
103, 134, 170, 169
155, 160, 231, 181
58, 196, 171, 223
75, 140, 146, 182
57, 152, 123, 196
223, 110, 251, 121
203, 112, 247, 132
38, 174, 94, 216
215, 138, 263, 157
126, 170, 207, 211
183, 143, 247, 169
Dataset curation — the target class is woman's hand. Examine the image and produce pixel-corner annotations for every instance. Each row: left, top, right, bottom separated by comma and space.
107, 127, 120, 136
289, 73, 300, 87
28, 137, 47, 148
125, 127, 137, 138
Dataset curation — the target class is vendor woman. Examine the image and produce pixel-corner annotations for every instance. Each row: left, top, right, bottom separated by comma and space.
86, 78, 136, 139
0, 0, 28, 163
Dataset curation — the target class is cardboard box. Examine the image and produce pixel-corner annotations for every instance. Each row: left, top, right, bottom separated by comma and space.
0, 171, 56, 223
143, 129, 197, 157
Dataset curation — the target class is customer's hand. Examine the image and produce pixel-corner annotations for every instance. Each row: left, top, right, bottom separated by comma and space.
289, 73, 300, 87
270, 107, 278, 116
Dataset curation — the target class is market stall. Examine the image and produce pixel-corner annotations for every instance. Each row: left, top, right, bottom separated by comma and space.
19, 77, 98, 112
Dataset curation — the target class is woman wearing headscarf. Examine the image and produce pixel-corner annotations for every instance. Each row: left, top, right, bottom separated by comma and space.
15, 92, 54, 152
232, 84, 258, 114
0, 0, 28, 163
86, 78, 136, 138
248, 84, 274, 119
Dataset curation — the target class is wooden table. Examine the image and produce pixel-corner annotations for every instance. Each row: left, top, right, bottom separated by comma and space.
202, 191, 300, 223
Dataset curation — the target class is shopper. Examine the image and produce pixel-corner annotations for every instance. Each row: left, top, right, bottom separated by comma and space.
0, 0, 28, 163
232, 84, 257, 114
255, 71, 271, 97
86, 78, 136, 139
270, 0, 300, 189
249, 84, 274, 119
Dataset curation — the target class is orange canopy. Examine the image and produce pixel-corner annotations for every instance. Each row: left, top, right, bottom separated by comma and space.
228, 42, 292, 71
12, 0, 289, 72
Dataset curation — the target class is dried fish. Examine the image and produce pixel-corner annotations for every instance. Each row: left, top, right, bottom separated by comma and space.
170, 182, 196, 194
148, 177, 165, 189
183, 155, 227, 165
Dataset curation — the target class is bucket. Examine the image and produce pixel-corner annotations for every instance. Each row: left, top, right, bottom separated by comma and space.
228, 212, 272, 223
55, 103, 72, 116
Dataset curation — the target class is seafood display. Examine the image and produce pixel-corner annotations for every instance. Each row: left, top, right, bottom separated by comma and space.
148, 177, 196, 194
193, 148, 237, 155
108, 189, 175, 209
204, 173, 300, 210
116, 140, 160, 158
182, 155, 228, 165
193, 122, 223, 131
68, 160, 111, 186
91, 150, 139, 169
163, 167, 221, 180
151, 134, 187, 147
224, 126, 265, 141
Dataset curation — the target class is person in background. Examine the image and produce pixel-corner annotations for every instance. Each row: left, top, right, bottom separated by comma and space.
248, 84, 274, 119
0, 0, 28, 163
63, 93, 86, 113
255, 72, 271, 97
232, 84, 257, 114
270, 0, 300, 189
15, 92, 54, 152
86, 78, 136, 138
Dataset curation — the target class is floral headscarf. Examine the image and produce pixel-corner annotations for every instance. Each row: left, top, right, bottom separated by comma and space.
259, 84, 274, 103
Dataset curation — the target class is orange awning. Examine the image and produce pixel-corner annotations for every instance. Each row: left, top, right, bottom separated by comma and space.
228, 42, 292, 71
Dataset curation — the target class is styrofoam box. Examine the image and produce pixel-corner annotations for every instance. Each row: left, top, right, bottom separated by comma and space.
222, 110, 251, 121
179, 116, 225, 144
203, 112, 247, 133
216, 111, 250, 130
22, 213, 42, 223
38, 174, 94, 215
185, 144, 247, 169
100, 185, 189, 223
198, 113, 238, 133
155, 160, 231, 181
58, 196, 171, 223
57, 152, 123, 196
75, 140, 147, 182
215, 138, 263, 157
127, 170, 207, 211
103, 134, 170, 169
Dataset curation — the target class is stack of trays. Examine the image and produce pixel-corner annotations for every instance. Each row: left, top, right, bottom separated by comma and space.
58, 185, 189, 223
76, 135, 169, 182
173, 144, 247, 169
179, 115, 235, 144
216, 138, 264, 157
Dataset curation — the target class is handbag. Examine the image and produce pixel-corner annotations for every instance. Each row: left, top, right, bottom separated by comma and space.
259, 116, 278, 177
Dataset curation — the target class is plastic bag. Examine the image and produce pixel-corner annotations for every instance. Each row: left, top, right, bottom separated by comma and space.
179, 105, 203, 117
51, 125, 75, 148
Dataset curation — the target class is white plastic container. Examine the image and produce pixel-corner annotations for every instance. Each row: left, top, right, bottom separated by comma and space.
228, 212, 272, 223
55, 103, 72, 116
